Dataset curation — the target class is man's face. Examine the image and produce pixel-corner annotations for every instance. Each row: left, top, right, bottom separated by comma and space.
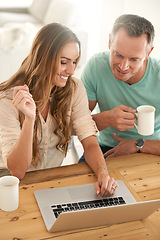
109, 28, 149, 84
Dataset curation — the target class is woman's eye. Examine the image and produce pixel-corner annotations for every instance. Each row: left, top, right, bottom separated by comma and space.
61, 61, 67, 65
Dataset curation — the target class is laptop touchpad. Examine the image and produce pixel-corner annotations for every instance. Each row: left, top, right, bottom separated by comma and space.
67, 184, 98, 201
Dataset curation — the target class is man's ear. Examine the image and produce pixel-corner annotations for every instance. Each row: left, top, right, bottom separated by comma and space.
146, 47, 154, 59
108, 34, 111, 49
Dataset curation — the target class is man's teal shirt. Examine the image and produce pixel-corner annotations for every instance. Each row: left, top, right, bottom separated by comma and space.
81, 51, 160, 147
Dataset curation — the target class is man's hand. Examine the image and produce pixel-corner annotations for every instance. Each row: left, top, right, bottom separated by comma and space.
104, 132, 137, 158
108, 105, 136, 131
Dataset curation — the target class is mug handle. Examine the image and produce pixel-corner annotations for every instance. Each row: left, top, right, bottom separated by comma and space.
134, 112, 138, 130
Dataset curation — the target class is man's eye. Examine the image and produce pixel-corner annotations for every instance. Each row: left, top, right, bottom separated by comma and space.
116, 53, 123, 58
130, 59, 138, 62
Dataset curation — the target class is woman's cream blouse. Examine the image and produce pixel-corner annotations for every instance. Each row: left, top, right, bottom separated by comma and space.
0, 77, 98, 171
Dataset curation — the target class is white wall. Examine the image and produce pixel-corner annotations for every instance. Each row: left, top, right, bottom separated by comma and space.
96, 0, 160, 58
99, 0, 124, 53
123, 0, 160, 58
74, 0, 101, 60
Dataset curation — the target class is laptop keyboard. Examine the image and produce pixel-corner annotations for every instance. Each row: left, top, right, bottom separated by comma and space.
51, 197, 126, 218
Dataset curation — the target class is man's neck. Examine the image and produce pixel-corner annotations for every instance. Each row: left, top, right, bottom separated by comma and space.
125, 59, 148, 85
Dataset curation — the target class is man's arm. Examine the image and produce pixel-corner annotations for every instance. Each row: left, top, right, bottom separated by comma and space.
89, 100, 136, 131
104, 133, 160, 158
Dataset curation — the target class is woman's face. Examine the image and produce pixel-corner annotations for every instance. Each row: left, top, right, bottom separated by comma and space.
52, 41, 79, 87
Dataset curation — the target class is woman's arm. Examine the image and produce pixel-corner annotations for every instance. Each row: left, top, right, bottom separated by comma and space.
7, 85, 36, 179
71, 78, 118, 196
81, 135, 118, 197
7, 117, 35, 179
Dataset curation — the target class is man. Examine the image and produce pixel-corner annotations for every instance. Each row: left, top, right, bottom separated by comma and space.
80, 14, 160, 160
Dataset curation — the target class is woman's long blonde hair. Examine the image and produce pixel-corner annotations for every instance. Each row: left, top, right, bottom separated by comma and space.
0, 23, 81, 167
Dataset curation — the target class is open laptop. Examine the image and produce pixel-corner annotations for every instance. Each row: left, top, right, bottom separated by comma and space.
34, 180, 160, 232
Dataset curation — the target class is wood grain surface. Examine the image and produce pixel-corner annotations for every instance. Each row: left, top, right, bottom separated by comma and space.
0, 153, 160, 240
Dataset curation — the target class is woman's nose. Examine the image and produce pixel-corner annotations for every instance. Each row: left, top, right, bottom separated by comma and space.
66, 63, 75, 75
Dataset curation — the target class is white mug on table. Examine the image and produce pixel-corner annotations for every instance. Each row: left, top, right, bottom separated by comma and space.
135, 105, 155, 136
0, 175, 19, 212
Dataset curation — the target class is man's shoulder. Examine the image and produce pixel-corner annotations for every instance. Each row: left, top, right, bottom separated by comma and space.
85, 51, 110, 73
149, 56, 160, 68
89, 51, 109, 62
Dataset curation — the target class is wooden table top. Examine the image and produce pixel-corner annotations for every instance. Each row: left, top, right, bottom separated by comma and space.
1, 153, 160, 240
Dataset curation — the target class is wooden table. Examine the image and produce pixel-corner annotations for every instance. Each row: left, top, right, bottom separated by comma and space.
1, 153, 160, 240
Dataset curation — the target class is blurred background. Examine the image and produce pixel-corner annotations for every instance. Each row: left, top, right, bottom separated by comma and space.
0, 0, 159, 73
0, 0, 159, 165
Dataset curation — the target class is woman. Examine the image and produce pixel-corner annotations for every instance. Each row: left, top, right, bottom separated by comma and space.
0, 23, 117, 196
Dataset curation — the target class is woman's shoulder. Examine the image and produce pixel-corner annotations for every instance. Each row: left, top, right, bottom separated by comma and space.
0, 88, 17, 113
0, 87, 14, 100
71, 76, 86, 94
71, 75, 80, 84
72, 76, 84, 88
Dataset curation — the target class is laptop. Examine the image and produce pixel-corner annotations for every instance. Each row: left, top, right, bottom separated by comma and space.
34, 180, 160, 232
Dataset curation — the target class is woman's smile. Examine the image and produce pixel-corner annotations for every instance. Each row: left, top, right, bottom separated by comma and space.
59, 74, 68, 81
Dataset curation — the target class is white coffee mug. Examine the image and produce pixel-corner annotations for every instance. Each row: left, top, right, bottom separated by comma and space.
135, 105, 155, 136
0, 176, 19, 212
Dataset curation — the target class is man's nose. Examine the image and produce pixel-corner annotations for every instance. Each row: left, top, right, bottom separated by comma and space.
119, 59, 129, 70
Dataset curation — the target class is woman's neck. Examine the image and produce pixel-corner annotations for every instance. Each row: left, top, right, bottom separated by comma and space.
40, 101, 50, 122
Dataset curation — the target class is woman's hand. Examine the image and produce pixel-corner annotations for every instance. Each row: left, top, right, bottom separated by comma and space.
13, 85, 36, 121
94, 167, 118, 197
81, 136, 118, 197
